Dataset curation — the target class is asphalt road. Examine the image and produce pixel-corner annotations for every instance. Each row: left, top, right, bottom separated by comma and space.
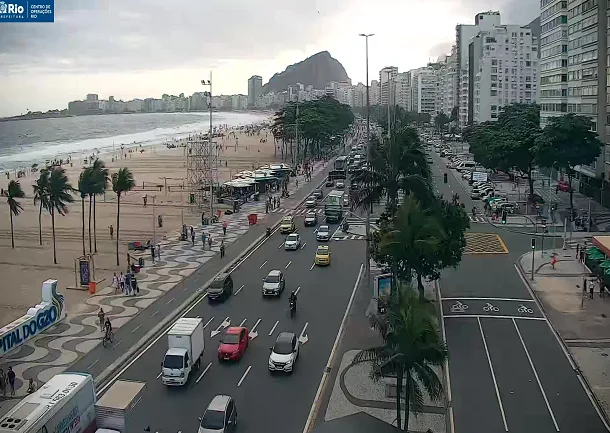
431, 149, 608, 433
99, 194, 366, 433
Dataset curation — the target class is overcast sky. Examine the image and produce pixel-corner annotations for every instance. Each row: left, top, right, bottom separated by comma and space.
0, 0, 539, 117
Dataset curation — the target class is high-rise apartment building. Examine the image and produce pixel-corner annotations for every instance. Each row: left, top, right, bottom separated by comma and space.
436, 48, 459, 116
539, 1, 569, 127
247, 75, 263, 107
469, 24, 539, 123
395, 72, 412, 110
379, 66, 399, 105
370, 80, 380, 106
565, 0, 608, 181
410, 67, 439, 115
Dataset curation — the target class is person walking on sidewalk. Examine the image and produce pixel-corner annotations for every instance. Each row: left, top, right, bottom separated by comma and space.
220, 241, 225, 258
0, 369, 6, 397
208, 235, 213, 250
222, 220, 228, 236
7, 367, 15, 396
97, 307, 105, 331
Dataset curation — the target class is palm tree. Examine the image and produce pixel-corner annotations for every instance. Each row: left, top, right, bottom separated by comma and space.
47, 168, 74, 264
3, 180, 25, 249
90, 159, 109, 253
112, 168, 135, 266
77, 171, 92, 256
79, 167, 96, 253
377, 194, 445, 298
351, 287, 447, 431
32, 169, 50, 246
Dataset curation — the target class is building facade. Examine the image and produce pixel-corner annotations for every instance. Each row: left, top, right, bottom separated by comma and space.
247, 75, 263, 107
379, 66, 399, 106
410, 67, 439, 115
436, 48, 459, 116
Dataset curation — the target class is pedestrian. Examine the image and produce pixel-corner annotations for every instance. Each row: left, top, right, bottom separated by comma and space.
202, 232, 206, 249
599, 277, 605, 298
7, 367, 15, 396
590, 279, 595, 299
112, 272, 119, 293
191, 230, 195, 246
109, 224, 114, 239
97, 307, 105, 331
143, 195, 147, 207
0, 369, 6, 397
208, 235, 213, 250
156, 244, 161, 260
119, 272, 125, 293
150, 244, 155, 263
27, 378, 37, 394
576, 243, 580, 258
222, 220, 228, 236
580, 249, 585, 263
220, 241, 225, 258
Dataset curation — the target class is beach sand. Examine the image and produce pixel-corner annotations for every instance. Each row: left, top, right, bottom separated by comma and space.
0, 127, 283, 327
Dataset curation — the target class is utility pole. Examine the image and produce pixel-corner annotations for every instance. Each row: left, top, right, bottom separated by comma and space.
295, 98, 299, 167
151, 195, 156, 245
359, 33, 374, 290
208, 72, 214, 218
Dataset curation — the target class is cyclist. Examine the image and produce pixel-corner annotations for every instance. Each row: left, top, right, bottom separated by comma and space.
104, 317, 113, 342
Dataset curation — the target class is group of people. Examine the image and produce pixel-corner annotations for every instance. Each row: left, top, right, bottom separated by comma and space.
97, 307, 113, 343
112, 270, 139, 296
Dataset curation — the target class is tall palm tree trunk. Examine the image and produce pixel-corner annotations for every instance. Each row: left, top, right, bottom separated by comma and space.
9, 211, 15, 249
38, 203, 43, 246
93, 195, 98, 253
396, 369, 403, 430
88, 195, 92, 253
115, 195, 121, 266
52, 208, 57, 264
81, 197, 86, 256
403, 373, 410, 432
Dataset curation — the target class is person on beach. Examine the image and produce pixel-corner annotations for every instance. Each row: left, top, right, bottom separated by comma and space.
143, 195, 147, 207
7, 367, 16, 396
109, 224, 114, 239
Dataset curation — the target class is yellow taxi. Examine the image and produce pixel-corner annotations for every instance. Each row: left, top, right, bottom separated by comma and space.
315, 245, 331, 266
280, 215, 296, 234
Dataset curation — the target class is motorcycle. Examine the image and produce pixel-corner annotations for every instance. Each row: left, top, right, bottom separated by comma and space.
289, 299, 296, 317
266, 227, 271, 237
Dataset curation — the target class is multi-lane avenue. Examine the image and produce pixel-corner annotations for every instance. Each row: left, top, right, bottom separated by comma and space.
430, 149, 609, 433
98, 198, 366, 433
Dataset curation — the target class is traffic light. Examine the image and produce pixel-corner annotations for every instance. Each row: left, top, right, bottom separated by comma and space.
501, 210, 507, 224
443, 173, 448, 183
531, 238, 536, 250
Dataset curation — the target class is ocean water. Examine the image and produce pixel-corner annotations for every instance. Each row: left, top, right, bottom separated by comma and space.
0, 111, 270, 170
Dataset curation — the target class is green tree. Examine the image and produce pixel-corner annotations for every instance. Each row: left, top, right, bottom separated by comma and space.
434, 112, 450, 133
91, 159, 109, 253
449, 106, 459, 124
32, 169, 50, 246
112, 168, 136, 266
3, 180, 25, 249
351, 286, 447, 431
47, 168, 75, 264
538, 114, 604, 213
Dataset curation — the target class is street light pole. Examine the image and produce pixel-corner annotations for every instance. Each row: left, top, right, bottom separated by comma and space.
359, 32, 374, 290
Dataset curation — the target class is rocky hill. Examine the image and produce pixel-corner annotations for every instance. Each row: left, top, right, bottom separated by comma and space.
262, 51, 350, 94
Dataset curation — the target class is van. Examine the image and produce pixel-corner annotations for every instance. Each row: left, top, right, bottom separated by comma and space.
207, 273, 234, 301
456, 161, 477, 172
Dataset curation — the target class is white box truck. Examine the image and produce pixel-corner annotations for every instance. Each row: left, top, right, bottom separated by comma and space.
161, 317, 205, 386
95, 380, 146, 433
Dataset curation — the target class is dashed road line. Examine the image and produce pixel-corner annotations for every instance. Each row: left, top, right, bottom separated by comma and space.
196, 362, 213, 384
237, 366, 252, 387
234, 285, 245, 296
269, 320, 279, 336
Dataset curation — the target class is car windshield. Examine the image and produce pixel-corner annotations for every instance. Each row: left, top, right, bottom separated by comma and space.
306, 213, 316, 218
163, 354, 183, 369
221, 333, 240, 345
200, 410, 225, 430
273, 340, 294, 355
265, 275, 280, 283
317, 247, 328, 255
209, 279, 225, 289
282, 217, 293, 223
308, 197, 315, 201
287, 235, 298, 241
319, 226, 329, 232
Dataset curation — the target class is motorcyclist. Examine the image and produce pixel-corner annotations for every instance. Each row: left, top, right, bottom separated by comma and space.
289, 291, 297, 310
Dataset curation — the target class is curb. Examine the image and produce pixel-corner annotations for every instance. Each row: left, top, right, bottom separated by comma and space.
434, 280, 455, 433
514, 254, 610, 431
94, 155, 337, 394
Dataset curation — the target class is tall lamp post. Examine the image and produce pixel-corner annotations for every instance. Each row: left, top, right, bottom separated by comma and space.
201, 75, 214, 217
359, 33, 374, 290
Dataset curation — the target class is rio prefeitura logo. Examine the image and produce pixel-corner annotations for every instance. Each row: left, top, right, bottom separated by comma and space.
0, 2, 8, 14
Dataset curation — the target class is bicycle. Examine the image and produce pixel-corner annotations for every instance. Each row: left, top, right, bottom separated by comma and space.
483, 302, 499, 312
450, 301, 469, 313
517, 305, 534, 314
102, 330, 114, 347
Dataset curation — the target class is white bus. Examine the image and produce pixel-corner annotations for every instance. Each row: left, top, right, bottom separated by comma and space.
0, 373, 97, 433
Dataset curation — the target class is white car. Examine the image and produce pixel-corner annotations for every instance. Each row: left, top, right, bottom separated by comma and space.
305, 196, 317, 208
336, 181, 345, 189
284, 233, 301, 250
268, 332, 299, 373
316, 225, 331, 241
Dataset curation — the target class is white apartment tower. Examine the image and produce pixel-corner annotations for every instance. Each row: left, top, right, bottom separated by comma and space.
370, 80, 380, 106
411, 67, 439, 115
379, 66, 399, 105
469, 25, 539, 123
437, 48, 458, 116
539, 0, 568, 127
395, 72, 412, 110
456, 12, 502, 126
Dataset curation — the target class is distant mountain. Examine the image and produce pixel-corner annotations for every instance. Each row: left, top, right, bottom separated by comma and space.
262, 51, 350, 94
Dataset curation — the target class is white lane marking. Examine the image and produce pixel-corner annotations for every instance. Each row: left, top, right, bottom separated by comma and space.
444, 314, 546, 321
269, 320, 279, 336
234, 285, 245, 296
239, 318, 247, 327
131, 324, 141, 334
196, 362, 213, 384
151, 310, 159, 317
237, 366, 252, 387
87, 359, 99, 370
436, 281, 455, 433
112, 340, 122, 349
156, 372, 162, 379
301, 243, 307, 249
442, 297, 535, 303
183, 286, 189, 292
278, 243, 284, 249
260, 261, 267, 269
330, 223, 342, 240
477, 317, 508, 432
302, 263, 364, 433
167, 297, 175, 305
203, 317, 215, 329
310, 263, 315, 271
285, 261, 292, 269
512, 319, 560, 431
295, 286, 301, 295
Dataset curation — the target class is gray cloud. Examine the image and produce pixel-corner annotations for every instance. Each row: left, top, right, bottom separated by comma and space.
455, 0, 540, 25
0, 0, 349, 74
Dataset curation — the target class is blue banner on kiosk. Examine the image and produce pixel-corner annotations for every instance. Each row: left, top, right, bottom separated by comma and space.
374, 273, 392, 299
0, 279, 66, 357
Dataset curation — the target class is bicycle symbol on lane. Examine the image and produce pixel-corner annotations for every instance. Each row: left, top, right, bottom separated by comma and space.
483, 302, 500, 313
450, 301, 469, 313
517, 305, 534, 314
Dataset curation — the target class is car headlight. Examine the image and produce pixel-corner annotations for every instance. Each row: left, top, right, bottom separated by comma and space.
180, 372, 185, 378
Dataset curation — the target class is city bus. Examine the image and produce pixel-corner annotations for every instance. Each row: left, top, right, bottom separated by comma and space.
0, 373, 97, 433
334, 156, 347, 171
